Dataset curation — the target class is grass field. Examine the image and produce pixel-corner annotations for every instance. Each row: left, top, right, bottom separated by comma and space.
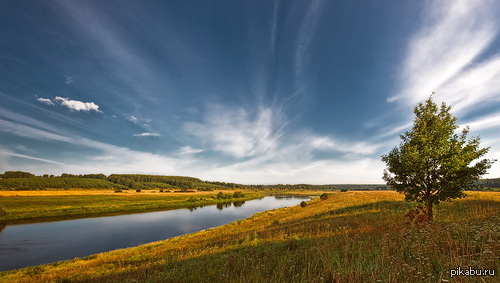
0, 191, 497, 282
0, 190, 264, 224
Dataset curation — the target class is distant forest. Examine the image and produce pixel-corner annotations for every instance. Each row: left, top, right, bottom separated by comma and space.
0, 171, 498, 191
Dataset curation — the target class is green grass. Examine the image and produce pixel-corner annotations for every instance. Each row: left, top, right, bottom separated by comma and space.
0, 191, 498, 282
0, 191, 264, 224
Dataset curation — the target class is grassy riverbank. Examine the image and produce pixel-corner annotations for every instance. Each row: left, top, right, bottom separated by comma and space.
0, 190, 264, 224
1, 191, 497, 282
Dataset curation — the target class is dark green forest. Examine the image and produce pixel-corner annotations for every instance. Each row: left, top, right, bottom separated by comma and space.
0, 171, 498, 191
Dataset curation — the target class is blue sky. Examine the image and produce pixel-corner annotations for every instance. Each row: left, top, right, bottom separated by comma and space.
1, 0, 499, 184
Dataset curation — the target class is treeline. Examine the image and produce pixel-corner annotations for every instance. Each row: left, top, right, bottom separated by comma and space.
0, 178, 126, 190
266, 184, 337, 190
333, 184, 388, 191
0, 171, 240, 191
3, 171, 497, 191
478, 178, 500, 189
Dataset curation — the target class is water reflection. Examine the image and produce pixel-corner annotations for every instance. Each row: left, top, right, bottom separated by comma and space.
216, 202, 232, 210
233, 201, 245, 207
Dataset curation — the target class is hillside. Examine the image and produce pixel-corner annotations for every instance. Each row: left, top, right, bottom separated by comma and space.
1, 191, 497, 282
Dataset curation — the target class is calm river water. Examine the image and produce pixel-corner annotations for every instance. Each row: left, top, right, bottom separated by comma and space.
0, 195, 309, 271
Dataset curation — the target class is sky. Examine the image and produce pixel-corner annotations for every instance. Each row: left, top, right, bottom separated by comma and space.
1, 0, 499, 184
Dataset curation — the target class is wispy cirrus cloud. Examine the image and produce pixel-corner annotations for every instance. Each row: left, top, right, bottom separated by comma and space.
184, 104, 283, 158
294, 0, 324, 77
383, 0, 500, 172
309, 136, 379, 155
460, 112, 500, 132
133, 132, 160, 137
0, 116, 188, 175
390, 0, 500, 112
0, 150, 65, 165
178, 146, 204, 156
53, 0, 154, 84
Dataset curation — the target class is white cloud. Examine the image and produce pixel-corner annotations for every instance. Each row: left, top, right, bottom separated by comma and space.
294, 0, 324, 84
390, 0, 498, 106
384, 0, 500, 181
0, 151, 65, 165
0, 111, 390, 183
126, 115, 138, 123
0, 118, 74, 143
184, 105, 282, 158
65, 75, 74, 84
0, 118, 189, 175
309, 136, 379, 155
133, 132, 160, 137
54, 96, 101, 112
178, 146, 204, 155
198, 158, 385, 185
36, 97, 54, 105
460, 112, 500, 132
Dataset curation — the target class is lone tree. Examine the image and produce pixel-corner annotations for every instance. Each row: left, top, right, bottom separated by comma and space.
381, 96, 494, 222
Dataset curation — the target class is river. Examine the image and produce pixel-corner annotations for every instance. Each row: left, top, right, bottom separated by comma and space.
0, 195, 309, 271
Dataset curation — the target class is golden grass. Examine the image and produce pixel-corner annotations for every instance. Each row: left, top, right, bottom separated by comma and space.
0, 191, 498, 283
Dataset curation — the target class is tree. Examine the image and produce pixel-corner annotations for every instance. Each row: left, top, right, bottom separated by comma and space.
381, 96, 495, 222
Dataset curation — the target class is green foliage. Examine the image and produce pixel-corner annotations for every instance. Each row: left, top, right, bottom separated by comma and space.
477, 178, 500, 189
216, 192, 228, 199
0, 204, 7, 216
300, 201, 307, 207
0, 171, 36, 178
267, 184, 337, 190
319, 193, 329, 200
197, 187, 213, 191
381, 97, 495, 221
232, 191, 245, 198
187, 197, 199, 202
0, 178, 126, 190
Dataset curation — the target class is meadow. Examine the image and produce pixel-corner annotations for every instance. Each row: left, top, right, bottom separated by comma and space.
0, 190, 263, 224
0, 191, 497, 282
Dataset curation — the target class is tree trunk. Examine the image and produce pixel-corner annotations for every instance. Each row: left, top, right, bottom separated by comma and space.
426, 202, 433, 222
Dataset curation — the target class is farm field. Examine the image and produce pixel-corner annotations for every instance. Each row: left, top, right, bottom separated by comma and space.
1, 191, 498, 282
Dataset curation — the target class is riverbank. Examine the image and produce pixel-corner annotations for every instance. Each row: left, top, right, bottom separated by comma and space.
1, 191, 497, 282
0, 190, 264, 224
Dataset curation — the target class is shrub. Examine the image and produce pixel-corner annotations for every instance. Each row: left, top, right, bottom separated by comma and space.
300, 201, 307, 207
340, 189, 348, 192
233, 191, 244, 198
114, 189, 123, 193
0, 204, 7, 216
320, 193, 329, 200
136, 188, 141, 193
159, 189, 164, 192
